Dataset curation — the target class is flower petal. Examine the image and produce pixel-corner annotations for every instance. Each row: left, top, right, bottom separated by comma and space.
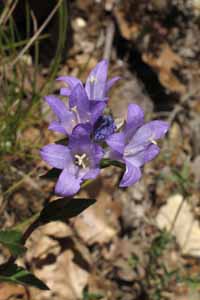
69, 124, 104, 167
106, 132, 125, 154
124, 104, 144, 139
83, 168, 100, 180
85, 59, 108, 100
60, 87, 71, 96
45, 95, 69, 122
70, 123, 92, 139
57, 76, 82, 96
90, 100, 106, 124
40, 144, 73, 169
120, 162, 141, 187
69, 84, 90, 123
89, 144, 104, 167
48, 121, 67, 134
68, 124, 91, 154
125, 144, 160, 167
106, 149, 123, 161
131, 120, 169, 146
105, 76, 120, 93
144, 143, 160, 163
55, 168, 81, 196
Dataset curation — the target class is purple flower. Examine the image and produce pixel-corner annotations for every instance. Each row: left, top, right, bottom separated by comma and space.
46, 84, 105, 136
57, 60, 120, 101
106, 104, 169, 187
40, 124, 104, 196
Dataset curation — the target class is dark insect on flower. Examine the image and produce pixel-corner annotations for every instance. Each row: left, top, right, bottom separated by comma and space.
93, 115, 116, 142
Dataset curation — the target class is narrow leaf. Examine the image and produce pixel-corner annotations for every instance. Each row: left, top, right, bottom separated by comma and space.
40, 168, 61, 180
0, 263, 49, 290
39, 197, 96, 224
0, 230, 26, 256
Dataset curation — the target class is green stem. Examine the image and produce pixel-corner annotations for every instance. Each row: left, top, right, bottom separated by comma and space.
100, 158, 125, 169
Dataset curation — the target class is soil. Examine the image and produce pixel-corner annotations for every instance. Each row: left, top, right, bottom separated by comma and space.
1, 1, 200, 300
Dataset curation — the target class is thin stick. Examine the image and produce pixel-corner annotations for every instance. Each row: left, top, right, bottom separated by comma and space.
0, 0, 18, 26
169, 197, 185, 233
10, 0, 63, 67
0, 0, 14, 26
103, 19, 115, 61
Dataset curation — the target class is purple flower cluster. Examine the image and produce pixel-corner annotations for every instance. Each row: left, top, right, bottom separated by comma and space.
40, 60, 169, 197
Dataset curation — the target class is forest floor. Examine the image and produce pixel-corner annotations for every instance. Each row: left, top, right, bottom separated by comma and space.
0, 1, 200, 300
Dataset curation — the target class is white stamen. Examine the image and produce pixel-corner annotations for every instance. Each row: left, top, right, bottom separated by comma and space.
89, 75, 97, 83
74, 153, 87, 168
148, 134, 157, 145
71, 105, 81, 124
71, 105, 78, 113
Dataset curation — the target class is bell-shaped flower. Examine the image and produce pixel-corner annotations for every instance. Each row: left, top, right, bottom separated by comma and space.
46, 84, 105, 136
57, 59, 120, 101
106, 104, 169, 187
40, 124, 104, 196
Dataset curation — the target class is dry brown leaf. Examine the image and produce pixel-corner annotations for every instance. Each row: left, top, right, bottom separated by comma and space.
0, 283, 29, 300
174, 289, 200, 300
114, 9, 140, 40
169, 122, 183, 145
72, 190, 120, 245
143, 44, 186, 94
156, 194, 200, 257
26, 222, 90, 300
31, 250, 89, 300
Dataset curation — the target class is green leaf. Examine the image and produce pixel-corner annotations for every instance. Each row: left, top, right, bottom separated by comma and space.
0, 230, 26, 256
39, 197, 96, 224
177, 274, 200, 291
40, 168, 61, 180
0, 263, 49, 290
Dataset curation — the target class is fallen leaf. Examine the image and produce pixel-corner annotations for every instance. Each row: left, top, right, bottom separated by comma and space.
0, 282, 29, 300
156, 194, 200, 256
32, 250, 89, 300
72, 190, 120, 245
143, 44, 186, 94
114, 9, 140, 40
26, 222, 90, 300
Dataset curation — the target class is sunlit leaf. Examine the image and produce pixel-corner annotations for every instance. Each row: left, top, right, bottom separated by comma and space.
39, 197, 96, 224
0, 230, 26, 256
0, 263, 49, 290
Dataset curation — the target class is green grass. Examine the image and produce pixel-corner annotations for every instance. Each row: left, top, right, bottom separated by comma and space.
145, 230, 177, 300
0, 0, 68, 160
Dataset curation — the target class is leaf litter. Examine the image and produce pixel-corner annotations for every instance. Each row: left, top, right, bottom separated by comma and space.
1, 1, 200, 300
